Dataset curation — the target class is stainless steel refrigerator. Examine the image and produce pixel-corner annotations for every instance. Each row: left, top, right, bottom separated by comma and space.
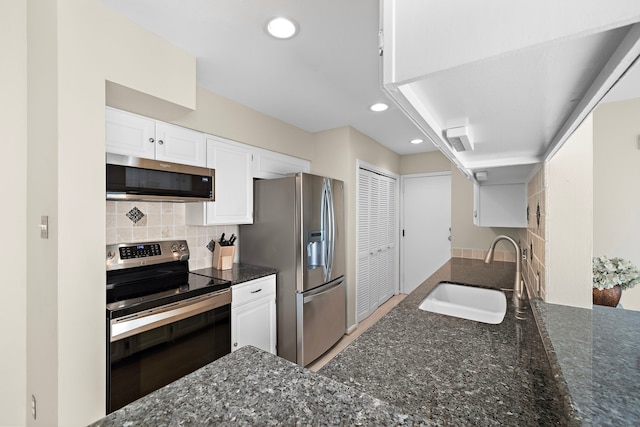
240, 173, 346, 366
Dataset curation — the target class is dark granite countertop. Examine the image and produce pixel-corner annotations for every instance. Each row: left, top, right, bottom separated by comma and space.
89, 346, 428, 426
191, 263, 277, 285
532, 299, 640, 426
320, 257, 572, 426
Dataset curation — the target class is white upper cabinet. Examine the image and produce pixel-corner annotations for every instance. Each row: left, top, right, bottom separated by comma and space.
154, 121, 206, 167
473, 183, 527, 228
105, 107, 156, 159
105, 107, 206, 167
186, 136, 254, 225
252, 146, 310, 179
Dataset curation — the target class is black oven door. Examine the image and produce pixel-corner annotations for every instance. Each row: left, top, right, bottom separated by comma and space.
106, 290, 231, 413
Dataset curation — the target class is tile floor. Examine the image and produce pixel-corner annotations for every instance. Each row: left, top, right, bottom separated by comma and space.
307, 294, 406, 372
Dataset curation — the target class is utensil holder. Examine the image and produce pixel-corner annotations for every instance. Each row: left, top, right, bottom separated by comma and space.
213, 245, 235, 270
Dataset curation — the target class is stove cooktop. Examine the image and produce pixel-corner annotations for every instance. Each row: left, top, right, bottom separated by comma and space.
107, 273, 230, 318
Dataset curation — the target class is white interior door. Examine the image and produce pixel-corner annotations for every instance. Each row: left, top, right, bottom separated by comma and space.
402, 173, 451, 294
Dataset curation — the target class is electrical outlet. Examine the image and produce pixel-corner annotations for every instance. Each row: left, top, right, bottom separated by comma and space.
31, 394, 36, 420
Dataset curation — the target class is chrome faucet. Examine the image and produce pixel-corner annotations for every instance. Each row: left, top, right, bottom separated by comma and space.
484, 235, 525, 311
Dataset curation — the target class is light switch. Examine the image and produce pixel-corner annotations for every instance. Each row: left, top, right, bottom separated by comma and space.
40, 216, 48, 239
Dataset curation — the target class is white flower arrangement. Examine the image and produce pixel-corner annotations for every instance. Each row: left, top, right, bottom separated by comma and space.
592, 256, 640, 290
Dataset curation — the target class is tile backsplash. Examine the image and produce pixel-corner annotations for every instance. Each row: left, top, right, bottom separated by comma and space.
106, 201, 239, 270
451, 247, 517, 262
517, 165, 547, 300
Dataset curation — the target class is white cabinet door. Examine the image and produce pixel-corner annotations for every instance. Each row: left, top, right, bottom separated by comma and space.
231, 276, 276, 354
185, 136, 253, 225
106, 107, 207, 167
252, 147, 310, 179
474, 183, 527, 227
231, 297, 276, 354
154, 122, 207, 167
105, 107, 156, 159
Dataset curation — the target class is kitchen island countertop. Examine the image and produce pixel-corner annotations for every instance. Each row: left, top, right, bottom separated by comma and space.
89, 345, 428, 426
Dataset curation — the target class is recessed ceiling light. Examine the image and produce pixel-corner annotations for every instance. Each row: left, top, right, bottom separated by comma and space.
410, 139, 423, 144
369, 103, 389, 112
266, 17, 298, 39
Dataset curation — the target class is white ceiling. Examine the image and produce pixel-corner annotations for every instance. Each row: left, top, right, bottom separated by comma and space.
98, 0, 435, 155
381, 1, 640, 184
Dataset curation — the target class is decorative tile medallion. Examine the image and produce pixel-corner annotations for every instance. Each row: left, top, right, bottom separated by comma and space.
536, 202, 541, 229
207, 239, 216, 252
126, 206, 145, 224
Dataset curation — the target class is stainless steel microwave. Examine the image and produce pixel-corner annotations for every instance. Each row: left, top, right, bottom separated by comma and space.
106, 153, 215, 202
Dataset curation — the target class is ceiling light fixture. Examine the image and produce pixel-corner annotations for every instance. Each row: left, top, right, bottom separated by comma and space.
369, 103, 389, 112
410, 138, 423, 144
266, 17, 298, 39
445, 126, 474, 152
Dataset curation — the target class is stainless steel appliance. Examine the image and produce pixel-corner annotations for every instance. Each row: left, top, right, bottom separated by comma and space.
105, 240, 231, 413
106, 153, 215, 202
240, 173, 346, 366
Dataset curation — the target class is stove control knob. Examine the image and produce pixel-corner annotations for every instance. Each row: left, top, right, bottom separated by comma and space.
170, 244, 179, 253
179, 244, 187, 252
107, 251, 116, 260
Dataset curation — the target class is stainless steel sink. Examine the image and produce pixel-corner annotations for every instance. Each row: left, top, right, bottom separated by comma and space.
419, 282, 507, 324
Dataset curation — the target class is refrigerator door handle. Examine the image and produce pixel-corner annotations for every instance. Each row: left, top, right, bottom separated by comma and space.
327, 179, 335, 280
321, 178, 330, 282
302, 279, 343, 304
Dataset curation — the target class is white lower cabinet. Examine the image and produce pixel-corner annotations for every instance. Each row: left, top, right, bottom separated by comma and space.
231, 275, 276, 354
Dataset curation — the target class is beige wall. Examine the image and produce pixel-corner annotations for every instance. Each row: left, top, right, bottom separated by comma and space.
546, 114, 593, 308
27, 0, 60, 424
593, 98, 640, 310
26, 0, 198, 425
400, 150, 451, 175
1, 1, 27, 425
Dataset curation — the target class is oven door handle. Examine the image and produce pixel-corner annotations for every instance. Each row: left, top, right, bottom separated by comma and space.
110, 289, 231, 342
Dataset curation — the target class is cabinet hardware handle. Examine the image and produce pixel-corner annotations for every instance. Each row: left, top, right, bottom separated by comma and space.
149, 138, 155, 143
158, 140, 164, 145
233, 342, 238, 347
250, 289, 262, 294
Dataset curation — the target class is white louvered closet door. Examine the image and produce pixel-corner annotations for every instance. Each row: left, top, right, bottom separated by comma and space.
356, 171, 372, 322
357, 169, 397, 323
